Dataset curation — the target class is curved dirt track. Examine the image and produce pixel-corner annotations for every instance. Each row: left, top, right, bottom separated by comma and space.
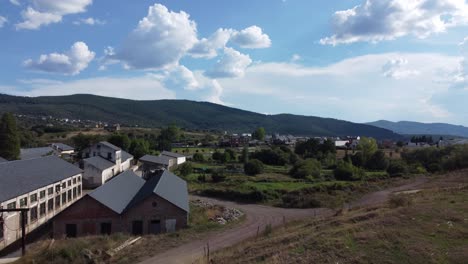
140, 177, 428, 264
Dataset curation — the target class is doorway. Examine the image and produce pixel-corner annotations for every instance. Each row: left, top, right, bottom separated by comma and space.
148, 220, 161, 234
132, 220, 143, 235
65, 224, 77, 238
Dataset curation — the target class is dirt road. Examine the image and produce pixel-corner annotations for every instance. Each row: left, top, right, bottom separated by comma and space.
139, 177, 428, 264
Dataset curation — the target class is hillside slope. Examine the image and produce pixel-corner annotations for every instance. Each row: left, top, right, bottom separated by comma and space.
368, 120, 468, 138
0, 94, 400, 139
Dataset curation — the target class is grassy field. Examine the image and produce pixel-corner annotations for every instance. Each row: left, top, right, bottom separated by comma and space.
14, 202, 244, 264
206, 177, 468, 263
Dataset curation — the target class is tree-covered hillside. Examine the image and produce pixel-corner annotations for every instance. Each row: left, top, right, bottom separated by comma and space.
0, 94, 400, 139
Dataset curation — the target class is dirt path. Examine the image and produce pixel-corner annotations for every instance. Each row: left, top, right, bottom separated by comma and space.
139, 177, 429, 264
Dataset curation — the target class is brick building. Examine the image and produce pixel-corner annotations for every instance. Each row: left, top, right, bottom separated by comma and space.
0, 156, 83, 251
53, 170, 188, 238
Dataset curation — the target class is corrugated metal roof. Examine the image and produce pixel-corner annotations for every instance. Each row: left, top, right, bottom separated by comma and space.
99, 141, 121, 151
140, 154, 174, 166
153, 171, 189, 212
52, 143, 74, 151
0, 156, 82, 202
89, 171, 145, 214
20, 147, 54, 160
161, 151, 186, 158
83, 156, 115, 171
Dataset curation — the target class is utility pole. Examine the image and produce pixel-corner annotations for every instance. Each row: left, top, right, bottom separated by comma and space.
0, 208, 29, 256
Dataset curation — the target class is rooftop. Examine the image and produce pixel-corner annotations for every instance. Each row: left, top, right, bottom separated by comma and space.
0, 156, 82, 202
140, 154, 174, 166
52, 143, 74, 151
161, 151, 186, 158
20, 147, 54, 160
98, 141, 121, 151
83, 156, 115, 171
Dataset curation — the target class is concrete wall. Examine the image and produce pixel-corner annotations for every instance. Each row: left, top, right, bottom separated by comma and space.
53, 194, 187, 238
0, 174, 83, 251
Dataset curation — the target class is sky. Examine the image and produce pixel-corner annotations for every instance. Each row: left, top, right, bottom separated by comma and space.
0, 0, 468, 125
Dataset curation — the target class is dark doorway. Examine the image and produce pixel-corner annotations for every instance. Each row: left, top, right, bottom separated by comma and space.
132, 220, 143, 235
65, 224, 77, 238
100, 222, 112, 235
148, 220, 161, 234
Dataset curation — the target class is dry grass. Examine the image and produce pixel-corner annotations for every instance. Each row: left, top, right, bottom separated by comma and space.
207, 175, 468, 264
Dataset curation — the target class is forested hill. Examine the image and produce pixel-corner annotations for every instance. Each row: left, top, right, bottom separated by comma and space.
0, 94, 400, 139
367, 120, 468, 138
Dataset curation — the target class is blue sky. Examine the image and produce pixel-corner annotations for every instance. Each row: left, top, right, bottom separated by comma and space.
0, 0, 467, 125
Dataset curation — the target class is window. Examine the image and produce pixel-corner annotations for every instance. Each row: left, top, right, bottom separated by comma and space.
107, 152, 112, 159
68, 180, 72, 187
73, 187, 77, 199
55, 196, 61, 208
100, 222, 112, 235
39, 190, 46, 199
21, 212, 28, 226
30, 193, 37, 203
30, 207, 38, 222
78, 176, 81, 182
55, 184, 61, 192
77, 185, 82, 196
20, 197, 28, 207
73, 178, 77, 184
39, 203, 46, 217
62, 193, 66, 204
62, 182, 66, 189
93, 152, 96, 156
7, 202, 15, 209
67, 190, 72, 202
47, 199, 54, 212
48, 187, 54, 195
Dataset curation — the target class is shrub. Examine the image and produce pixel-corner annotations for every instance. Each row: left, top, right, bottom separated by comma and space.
193, 153, 205, 162
387, 160, 408, 177
211, 169, 226, 182
289, 159, 321, 179
334, 161, 364, 181
178, 162, 193, 177
244, 159, 264, 176
366, 150, 389, 171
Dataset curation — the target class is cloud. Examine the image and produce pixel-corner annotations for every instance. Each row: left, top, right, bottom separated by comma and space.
230, 26, 272, 48
321, 0, 468, 45
108, 3, 197, 70
453, 36, 468, 88
161, 65, 200, 91
73, 17, 105, 26
24, 41, 95, 75
291, 54, 301, 63
382, 58, 420, 79
205, 47, 252, 78
16, 0, 92, 30
9, 0, 20, 5
188, 28, 234, 59
5, 75, 176, 100
0, 16, 7, 28
206, 80, 227, 105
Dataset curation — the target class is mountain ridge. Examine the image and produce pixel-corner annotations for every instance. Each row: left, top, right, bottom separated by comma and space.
0, 93, 401, 139
367, 120, 468, 138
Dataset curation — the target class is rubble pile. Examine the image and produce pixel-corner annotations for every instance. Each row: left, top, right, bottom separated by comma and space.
192, 199, 244, 225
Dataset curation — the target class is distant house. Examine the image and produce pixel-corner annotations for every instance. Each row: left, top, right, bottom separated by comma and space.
0, 156, 83, 251
160, 151, 186, 165
140, 155, 176, 179
52, 170, 188, 238
51, 143, 75, 157
81, 142, 134, 188
335, 140, 350, 148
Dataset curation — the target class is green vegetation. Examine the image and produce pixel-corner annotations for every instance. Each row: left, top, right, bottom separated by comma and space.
252, 127, 266, 140
243, 159, 264, 176
0, 113, 20, 160
289, 159, 321, 179
0, 94, 400, 139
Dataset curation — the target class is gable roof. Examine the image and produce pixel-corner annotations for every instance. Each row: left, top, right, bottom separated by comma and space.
161, 151, 185, 158
83, 156, 115, 171
88, 170, 189, 214
121, 150, 133, 162
89, 170, 145, 214
99, 141, 121, 151
0, 156, 82, 202
20, 147, 54, 160
52, 143, 74, 151
140, 154, 174, 166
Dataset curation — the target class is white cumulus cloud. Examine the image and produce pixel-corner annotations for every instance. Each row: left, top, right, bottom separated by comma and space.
109, 3, 197, 70
321, 0, 468, 45
16, 0, 92, 30
382, 58, 420, 79
188, 28, 234, 59
161, 65, 200, 91
73, 17, 105, 26
0, 16, 7, 28
230, 26, 272, 48
205, 48, 253, 78
24, 41, 95, 75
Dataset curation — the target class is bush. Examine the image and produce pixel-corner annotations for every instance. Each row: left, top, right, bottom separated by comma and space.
244, 159, 264, 176
289, 159, 321, 179
193, 153, 205, 162
366, 150, 389, 171
211, 169, 226, 182
334, 161, 364, 181
387, 160, 408, 177
178, 162, 193, 177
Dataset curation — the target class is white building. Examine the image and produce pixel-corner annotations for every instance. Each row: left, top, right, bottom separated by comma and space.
82, 142, 134, 188
161, 151, 186, 165
0, 156, 83, 251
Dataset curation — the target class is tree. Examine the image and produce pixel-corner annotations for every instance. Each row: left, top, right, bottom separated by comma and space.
193, 153, 205, 162
178, 162, 193, 177
0, 113, 20, 160
108, 133, 130, 151
334, 160, 364, 181
289, 159, 321, 179
252, 127, 266, 141
357, 137, 378, 162
387, 160, 408, 177
129, 138, 150, 159
72, 133, 100, 153
241, 146, 249, 163
244, 159, 264, 176
366, 150, 389, 171
156, 125, 181, 151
